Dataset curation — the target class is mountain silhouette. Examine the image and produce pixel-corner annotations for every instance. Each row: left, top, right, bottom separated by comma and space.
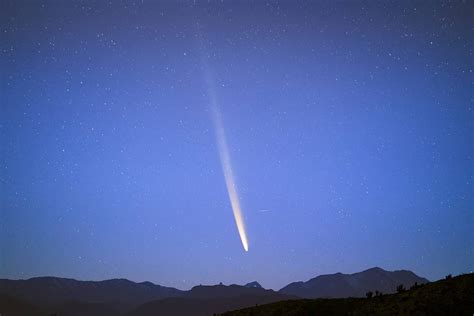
126, 284, 295, 316
185, 283, 274, 299
0, 267, 430, 316
223, 273, 474, 316
244, 281, 262, 289
0, 277, 183, 313
0, 278, 294, 316
279, 267, 429, 298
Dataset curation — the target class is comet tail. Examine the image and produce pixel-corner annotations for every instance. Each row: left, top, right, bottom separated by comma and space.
203, 64, 249, 252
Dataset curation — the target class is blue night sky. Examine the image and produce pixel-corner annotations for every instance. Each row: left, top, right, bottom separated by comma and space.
1, 1, 472, 290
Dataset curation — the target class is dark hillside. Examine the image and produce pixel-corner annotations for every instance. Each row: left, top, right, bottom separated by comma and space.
222, 273, 474, 316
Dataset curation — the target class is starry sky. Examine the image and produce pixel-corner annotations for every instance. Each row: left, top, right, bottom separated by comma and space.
1, 1, 472, 290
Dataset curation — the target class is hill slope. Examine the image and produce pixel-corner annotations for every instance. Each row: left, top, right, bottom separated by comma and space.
222, 273, 474, 316
0, 279, 296, 316
0, 277, 183, 313
279, 267, 428, 298
126, 284, 297, 316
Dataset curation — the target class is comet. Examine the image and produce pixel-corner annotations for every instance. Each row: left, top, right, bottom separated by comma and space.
200, 37, 249, 252
209, 102, 249, 252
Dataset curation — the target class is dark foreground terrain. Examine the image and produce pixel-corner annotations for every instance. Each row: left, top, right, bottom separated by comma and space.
0, 281, 295, 316
0, 267, 427, 315
0, 269, 469, 316
221, 273, 474, 316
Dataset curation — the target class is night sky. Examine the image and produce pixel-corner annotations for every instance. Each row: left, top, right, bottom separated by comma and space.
1, 1, 472, 290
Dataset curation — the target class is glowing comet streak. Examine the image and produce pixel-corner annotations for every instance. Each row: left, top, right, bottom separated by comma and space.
210, 103, 249, 252
201, 54, 249, 252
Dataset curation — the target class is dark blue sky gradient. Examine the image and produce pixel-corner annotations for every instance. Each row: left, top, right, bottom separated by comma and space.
1, 1, 472, 290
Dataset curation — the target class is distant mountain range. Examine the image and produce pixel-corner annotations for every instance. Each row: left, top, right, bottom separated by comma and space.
127, 284, 296, 316
223, 273, 474, 316
279, 267, 429, 298
0, 276, 183, 314
0, 267, 429, 316
0, 277, 295, 316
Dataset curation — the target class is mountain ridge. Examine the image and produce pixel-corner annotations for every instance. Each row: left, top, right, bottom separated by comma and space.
222, 273, 474, 316
279, 267, 429, 298
0, 267, 430, 315
0, 276, 184, 313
